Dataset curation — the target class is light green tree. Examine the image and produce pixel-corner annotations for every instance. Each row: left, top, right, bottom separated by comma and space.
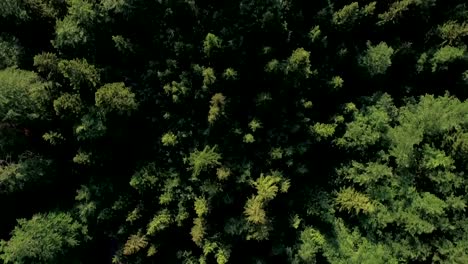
0, 213, 82, 264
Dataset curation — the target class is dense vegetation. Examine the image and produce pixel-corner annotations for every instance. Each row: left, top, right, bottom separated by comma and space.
0, 0, 468, 263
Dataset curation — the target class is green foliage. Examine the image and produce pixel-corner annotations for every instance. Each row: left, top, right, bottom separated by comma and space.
163, 80, 189, 103
389, 94, 467, 167
296, 227, 325, 262
344, 102, 357, 113
123, 233, 148, 256
243, 133, 255, 143
332, 2, 360, 26
190, 217, 206, 245
0, 0, 28, 20
24, 0, 60, 19
377, 0, 431, 25
329, 76, 344, 90
203, 33, 221, 57
303, 100, 313, 109
311, 123, 337, 140
280, 179, 291, 193
101, 0, 127, 13
270, 147, 283, 160
265, 59, 280, 73
147, 209, 172, 235
431, 45, 466, 72
335, 187, 375, 214
43, 131, 65, 145
336, 94, 394, 150
0, 35, 22, 69
208, 93, 225, 124
331, 1, 375, 28
3, 0, 468, 263
416, 52, 428, 72
0, 68, 47, 122
463, 70, 468, 83
130, 167, 158, 191
0, 213, 82, 264
286, 48, 312, 77
244, 173, 288, 226
290, 214, 302, 229
339, 161, 393, 186
215, 246, 230, 264
73, 151, 91, 165
216, 167, 231, 181
75, 110, 107, 140
187, 146, 222, 177
34, 52, 59, 75
161, 131, 178, 146
130, 163, 159, 192
244, 196, 267, 224
333, 94, 468, 262
66, 0, 96, 22
222, 68, 237, 80
0, 155, 51, 194
438, 21, 468, 44
194, 197, 209, 217
95, 82, 137, 115
359, 42, 394, 76
112, 35, 134, 53
147, 245, 158, 257
53, 93, 82, 117
254, 174, 283, 201
202, 67, 216, 90
54, 0, 97, 49
422, 145, 454, 170
320, 219, 398, 264
76, 189, 96, 223
58, 58, 99, 89
55, 16, 88, 48
248, 119, 262, 132
309, 25, 321, 43
362, 2, 377, 16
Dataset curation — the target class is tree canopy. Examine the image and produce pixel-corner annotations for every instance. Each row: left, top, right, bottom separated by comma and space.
0, 0, 467, 263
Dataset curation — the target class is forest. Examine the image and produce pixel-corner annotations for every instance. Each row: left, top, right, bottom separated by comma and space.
0, 0, 468, 263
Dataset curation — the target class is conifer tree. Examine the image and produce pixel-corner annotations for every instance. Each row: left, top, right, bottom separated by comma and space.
0, 0, 468, 263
